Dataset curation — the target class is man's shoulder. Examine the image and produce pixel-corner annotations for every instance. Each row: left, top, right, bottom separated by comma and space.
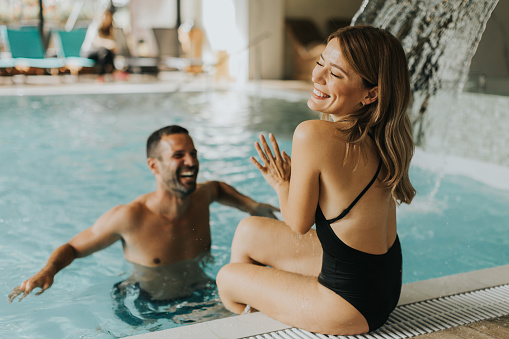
107, 195, 150, 221
195, 181, 221, 201
196, 181, 219, 190
125, 194, 152, 214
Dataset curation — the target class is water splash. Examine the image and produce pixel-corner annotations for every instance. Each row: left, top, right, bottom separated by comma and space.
352, 0, 500, 145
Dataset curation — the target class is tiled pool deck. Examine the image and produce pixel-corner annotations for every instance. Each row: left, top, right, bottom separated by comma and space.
2, 72, 508, 338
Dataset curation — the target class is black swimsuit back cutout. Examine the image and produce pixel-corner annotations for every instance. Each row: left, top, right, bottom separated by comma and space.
314, 155, 402, 332
325, 160, 382, 224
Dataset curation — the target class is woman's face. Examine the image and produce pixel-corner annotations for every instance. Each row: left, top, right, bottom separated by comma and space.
307, 38, 370, 119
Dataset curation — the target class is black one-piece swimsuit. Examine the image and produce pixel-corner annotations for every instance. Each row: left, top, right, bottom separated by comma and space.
315, 160, 402, 332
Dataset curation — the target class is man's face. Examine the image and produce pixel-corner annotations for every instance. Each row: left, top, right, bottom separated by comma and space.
154, 133, 199, 198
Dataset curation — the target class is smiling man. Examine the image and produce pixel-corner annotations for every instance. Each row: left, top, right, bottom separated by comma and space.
9, 125, 278, 303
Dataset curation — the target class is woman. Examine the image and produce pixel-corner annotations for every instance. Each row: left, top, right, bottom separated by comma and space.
217, 25, 416, 335
82, 8, 119, 82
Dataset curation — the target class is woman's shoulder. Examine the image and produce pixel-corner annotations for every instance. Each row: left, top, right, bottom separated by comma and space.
294, 120, 346, 146
295, 119, 332, 138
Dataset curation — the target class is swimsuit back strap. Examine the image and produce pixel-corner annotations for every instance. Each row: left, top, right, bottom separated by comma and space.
327, 159, 382, 224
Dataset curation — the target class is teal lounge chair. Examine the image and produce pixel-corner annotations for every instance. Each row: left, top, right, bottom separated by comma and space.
3, 26, 65, 74
0, 27, 15, 75
0, 58, 15, 68
53, 28, 95, 75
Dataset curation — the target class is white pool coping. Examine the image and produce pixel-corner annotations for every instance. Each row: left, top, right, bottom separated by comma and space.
128, 264, 509, 339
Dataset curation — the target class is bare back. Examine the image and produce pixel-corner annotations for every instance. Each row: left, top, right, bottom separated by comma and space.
315, 121, 396, 254
287, 120, 396, 255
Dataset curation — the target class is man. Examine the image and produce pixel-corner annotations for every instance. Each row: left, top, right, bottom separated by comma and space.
9, 125, 278, 303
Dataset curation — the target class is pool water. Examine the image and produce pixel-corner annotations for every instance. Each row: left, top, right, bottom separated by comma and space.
1, 91, 508, 338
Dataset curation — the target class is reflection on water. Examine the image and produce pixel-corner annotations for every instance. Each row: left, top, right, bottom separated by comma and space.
111, 280, 231, 327
121, 253, 215, 301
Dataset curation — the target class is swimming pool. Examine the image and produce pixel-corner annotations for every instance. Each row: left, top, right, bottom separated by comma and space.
1, 90, 508, 338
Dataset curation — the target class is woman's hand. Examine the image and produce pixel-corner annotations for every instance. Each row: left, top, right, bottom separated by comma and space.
251, 133, 291, 191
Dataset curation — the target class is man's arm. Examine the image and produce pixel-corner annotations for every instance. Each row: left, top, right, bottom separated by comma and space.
8, 205, 127, 303
210, 181, 279, 219
8, 243, 77, 303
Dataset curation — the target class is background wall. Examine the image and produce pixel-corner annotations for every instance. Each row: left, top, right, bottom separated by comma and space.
284, 0, 363, 36
125, 0, 508, 85
247, 0, 284, 80
130, 0, 177, 57
468, 0, 509, 90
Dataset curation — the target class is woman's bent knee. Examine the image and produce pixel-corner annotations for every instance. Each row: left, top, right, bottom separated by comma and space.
216, 264, 232, 288
235, 216, 264, 237
230, 217, 265, 263
216, 264, 246, 314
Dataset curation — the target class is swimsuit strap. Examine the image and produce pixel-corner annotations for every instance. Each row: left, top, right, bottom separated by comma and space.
326, 159, 382, 224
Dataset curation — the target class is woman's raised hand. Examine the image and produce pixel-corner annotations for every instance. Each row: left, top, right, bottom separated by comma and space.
251, 133, 291, 191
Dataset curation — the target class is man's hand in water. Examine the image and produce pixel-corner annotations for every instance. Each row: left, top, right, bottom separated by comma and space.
8, 269, 55, 303
8, 243, 77, 303
250, 202, 280, 219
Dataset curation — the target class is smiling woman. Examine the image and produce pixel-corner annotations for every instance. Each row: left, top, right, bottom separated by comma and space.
308, 38, 378, 118
216, 25, 415, 336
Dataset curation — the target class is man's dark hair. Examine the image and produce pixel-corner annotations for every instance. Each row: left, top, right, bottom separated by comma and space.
146, 125, 189, 159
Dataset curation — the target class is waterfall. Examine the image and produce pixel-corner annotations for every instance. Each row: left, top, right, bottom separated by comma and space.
351, 0, 500, 145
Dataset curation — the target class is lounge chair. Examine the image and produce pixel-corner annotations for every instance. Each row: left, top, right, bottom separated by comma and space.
113, 27, 159, 75
152, 27, 203, 73
52, 28, 95, 76
152, 27, 180, 71
2, 26, 65, 75
0, 27, 17, 76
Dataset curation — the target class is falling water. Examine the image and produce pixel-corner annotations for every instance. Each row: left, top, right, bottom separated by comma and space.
351, 0, 500, 145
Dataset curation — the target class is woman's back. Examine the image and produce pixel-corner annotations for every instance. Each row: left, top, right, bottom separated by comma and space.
306, 120, 397, 255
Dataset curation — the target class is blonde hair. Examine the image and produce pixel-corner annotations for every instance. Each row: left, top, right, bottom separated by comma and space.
327, 25, 416, 204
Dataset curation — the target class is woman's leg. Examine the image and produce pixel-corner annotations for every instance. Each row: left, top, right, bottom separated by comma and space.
96, 47, 114, 74
217, 216, 369, 335
102, 48, 115, 74
230, 216, 322, 276
216, 263, 369, 335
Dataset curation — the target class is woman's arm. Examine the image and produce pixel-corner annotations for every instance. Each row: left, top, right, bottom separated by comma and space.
252, 121, 322, 234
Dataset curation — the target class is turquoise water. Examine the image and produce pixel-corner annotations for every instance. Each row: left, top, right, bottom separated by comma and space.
1, 91, 508, 338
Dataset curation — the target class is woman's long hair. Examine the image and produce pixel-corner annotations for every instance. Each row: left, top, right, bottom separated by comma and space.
327, 25, 416, 204
98, 9, 114, 38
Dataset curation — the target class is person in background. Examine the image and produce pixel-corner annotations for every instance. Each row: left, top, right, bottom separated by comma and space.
9, 125, 278, 304
217, 25, 416, 336
81, 7, 127, 82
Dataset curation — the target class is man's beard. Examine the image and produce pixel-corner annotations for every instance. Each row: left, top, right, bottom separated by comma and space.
166, 166, 198, 198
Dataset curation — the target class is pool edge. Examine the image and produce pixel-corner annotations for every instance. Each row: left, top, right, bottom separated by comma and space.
127, 264, 509, 339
